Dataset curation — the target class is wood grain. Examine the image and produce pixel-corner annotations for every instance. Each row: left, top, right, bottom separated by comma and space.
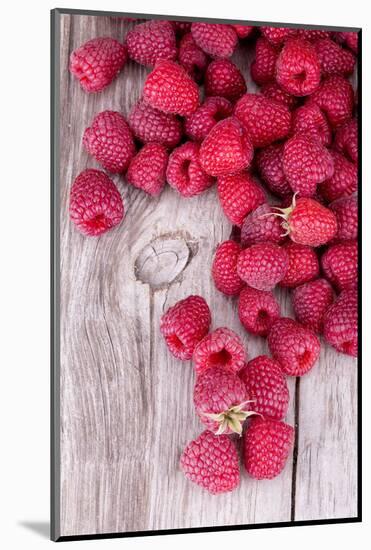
57, 13, 358, 538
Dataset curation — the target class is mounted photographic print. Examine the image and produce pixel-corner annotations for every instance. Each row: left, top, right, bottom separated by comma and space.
51, 8, 361, 542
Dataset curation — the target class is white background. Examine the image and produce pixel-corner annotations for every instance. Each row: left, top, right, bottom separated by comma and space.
0, 0, 368, 547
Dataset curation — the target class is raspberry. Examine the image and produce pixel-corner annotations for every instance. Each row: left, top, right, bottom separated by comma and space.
160, 295, 211, 360
171, 21, 192, 36
291, 103, 331, 146
178, 33, 209, 82
321, 240, 358, 292
166, 142, 213, 197
276, 38, 320, 97
292, 278, 334, 333
268, 317, 321, 376
283, 134, 334, 196
250, 37, 279, 85
244, 417, 294, 479
199, 117, 253, 177
217, 172, 265, 227
329, 195, 358, 242
126, 143, 168, 196
237, 243, 289, 291
83, 110, 135, 173
273, 196, 338, 247
261, 82, 298, 110
318, 151, 357, 202
185, 96, 233, 142
334, 31, 358, 53
238, 287, 280, 336
128, 100, 182, 148
69, 169, 124, 236
234, 94, 291, 148
308, 75, 354, 128
297, 29, 331, 41
314, 38, 356, 77
69, 37, 127, 93
323, 290, 358, 357
194, 366, 252, 435
256, 144, 292, 197
261, 26, 296, 46
212, 240, 244, 296
191, 23, 238, 58
180, 430, 240, 494
193, 327, 246, 376
279, 242, 319, 288
205, 59, 247, 102
232, 25, 254, 39
241, 203, 286, 247
143, 60, 199, 116
126, 20, 176, 66
334, 118, 358, 163
239, 356, 289, 419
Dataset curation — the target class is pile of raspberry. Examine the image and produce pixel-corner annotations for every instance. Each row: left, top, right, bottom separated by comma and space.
69, 20, 358, 495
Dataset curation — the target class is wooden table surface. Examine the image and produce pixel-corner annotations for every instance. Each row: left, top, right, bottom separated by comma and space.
57, 13, 358, 538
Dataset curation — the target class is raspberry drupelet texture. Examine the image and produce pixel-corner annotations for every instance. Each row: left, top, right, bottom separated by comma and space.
83, 110, 135, 173
291, 103, 332, 146
261, 82, 298, 110
178, 33, 209, 82
180, 430, 240, 494
314, 38, 356, 77
319, 151, 358, 202
323, 290, 358, 357
308, 75, 354, 128
268, 317, 321, 376
191, 23, 238, 58
193, 327, 246, 376
69, 169, 124, 237
241, 203, 286, 247
217, 172, 266, 227
185, 96, 233, 142
232, 25, 254, 39
166, 142, 214, 197
256, 144, 292, 197
239, 356, 289, 420
334, 118, 358, 163
244, 417, 294, 480
126, 20, 177, 67
128, 100, 182, 149
212, 240, 245, 296
250, 37, 279, 85
237, 243, 289, 291
321, 240, 358, 292
279, 242, 319, 288
292, 278, 334, 333
238, 287, 281, 336
260, 26, 296, 46
126, 143, 168, 196
276, 38, 321, 97
329, 196, 358, 242
70, 37, 127, 93
204, 59, 247, 102
160, 295, 211, 361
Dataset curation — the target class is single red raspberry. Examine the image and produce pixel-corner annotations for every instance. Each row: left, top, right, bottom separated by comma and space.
244, 417, 294, 479
70, 37, 127, 93
193, 327, 246, 376
194, 366, 253, 435
314, 38, 356, 77
323, 289, 358, 357
180, 430, 240, 494
335, 31, 358, 53
321, 240, 358, 292
272, 196, 338, 247
308, 75, 354, 128
280, 242, 319, 288
237, 243, 289, 291
199, 117, 253, 177
217, 172, 265, 227
191, 22, 238, 58
126, 143, 168, 196
204, 59, 247, 102
239, 356, 289, 420
166, 142, 213, 197
143, 60, 199, 116
185, 96, 233, 141
268, 317, 320, 376
318, 151, 357, 202
128, 100, 182, 148
297, 29, 331, 41
250, 37, 279, 85
256, 144, 292, 197
178, 33, 209, 82
238, 287, 280, 336
160, 295, 211, 360
283, 134, 334, 196
83, 110, 135, 173
291, 103, 331, 146
260, 26, 296, 46
261, 82, 298, 110
234, 94, 291, 148
329, 195, 358, 242
276, 38, 321, 96
69, 169, 124, 236
212, 240, 244, 296
232, 25, 254, 38
241, 203, 286, 247
334, 118, 358, 164
126, 20, 176, 67
292, 278, 334, 333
